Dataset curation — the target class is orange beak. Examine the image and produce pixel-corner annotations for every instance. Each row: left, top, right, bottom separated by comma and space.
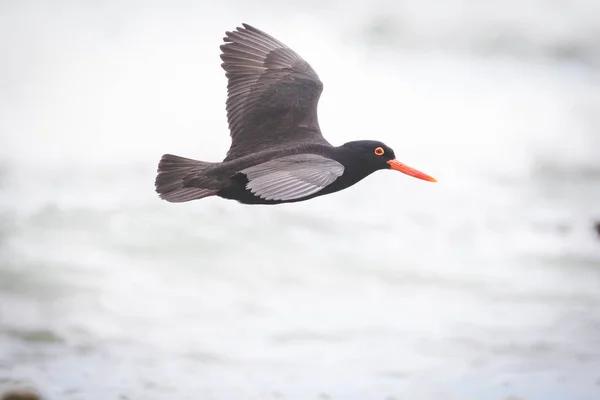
387, 159, 437, 182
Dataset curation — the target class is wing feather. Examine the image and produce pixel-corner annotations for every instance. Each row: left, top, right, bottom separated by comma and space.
241, 154, 344, 201
220, 24, 331, 161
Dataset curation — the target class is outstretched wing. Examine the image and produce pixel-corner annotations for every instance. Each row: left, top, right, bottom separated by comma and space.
220, 23, 331, 161
241, 154, 344, 201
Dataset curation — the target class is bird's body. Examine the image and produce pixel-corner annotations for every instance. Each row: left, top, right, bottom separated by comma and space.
155, 23, 435, 205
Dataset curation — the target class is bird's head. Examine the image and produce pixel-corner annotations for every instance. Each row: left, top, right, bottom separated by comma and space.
341, 140, 436, 182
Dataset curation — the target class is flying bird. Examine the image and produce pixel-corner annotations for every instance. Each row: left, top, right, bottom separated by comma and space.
155, 23, 436, 205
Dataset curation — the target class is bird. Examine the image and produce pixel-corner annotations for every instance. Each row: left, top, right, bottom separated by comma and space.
155, 23, 436, 205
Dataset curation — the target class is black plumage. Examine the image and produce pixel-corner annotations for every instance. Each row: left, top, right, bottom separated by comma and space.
155, 23, 435, 205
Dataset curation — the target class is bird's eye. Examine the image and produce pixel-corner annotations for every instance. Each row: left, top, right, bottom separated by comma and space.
374, 147, 385, 156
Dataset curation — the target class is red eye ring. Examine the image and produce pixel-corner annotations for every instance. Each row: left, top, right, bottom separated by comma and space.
374, 147, 385, 156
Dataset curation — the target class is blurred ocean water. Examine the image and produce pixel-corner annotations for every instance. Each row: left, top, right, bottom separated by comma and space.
1, 1, 600, 399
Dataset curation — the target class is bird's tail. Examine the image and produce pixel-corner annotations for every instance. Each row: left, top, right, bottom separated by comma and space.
155, 154, 219, 203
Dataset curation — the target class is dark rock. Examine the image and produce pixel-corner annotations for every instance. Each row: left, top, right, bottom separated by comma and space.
1, 390, 41, 400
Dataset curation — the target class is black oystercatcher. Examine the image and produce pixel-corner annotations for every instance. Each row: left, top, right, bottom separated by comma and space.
155, 23, 436, 205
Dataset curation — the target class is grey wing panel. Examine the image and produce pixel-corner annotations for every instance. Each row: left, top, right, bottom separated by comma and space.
242, 154, 344, 201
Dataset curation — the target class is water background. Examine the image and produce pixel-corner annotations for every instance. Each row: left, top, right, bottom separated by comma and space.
1, 1, 600, 399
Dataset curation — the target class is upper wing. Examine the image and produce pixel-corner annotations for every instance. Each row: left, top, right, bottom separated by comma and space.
241, 154, 344, 201
220, 23, 331, 161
